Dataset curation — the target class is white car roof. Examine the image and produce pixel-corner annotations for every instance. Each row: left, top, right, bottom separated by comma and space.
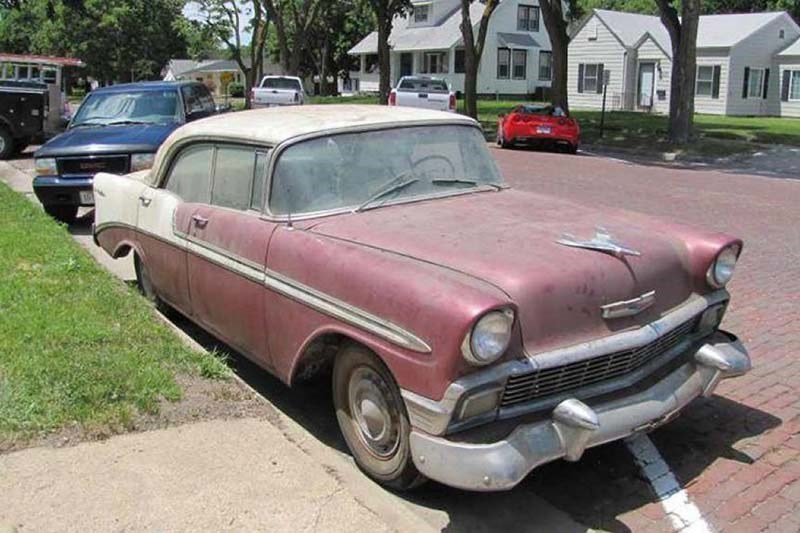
151, 105, 476, 183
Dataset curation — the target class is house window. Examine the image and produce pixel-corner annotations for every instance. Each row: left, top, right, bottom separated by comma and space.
780, 29, 786, 39
517, 5, 540, 32
497, 48, 510, 79
747, 68, 765, 98
512, 50, 527, 80
423, 52, 447, 74
696, 66, 714, 96
454, 48, 465, 74
582, 64, 601, 93
414, 3, 430, 23
790, 71, 800, 100
365, 54, 378, 74
539, 51, 552, 81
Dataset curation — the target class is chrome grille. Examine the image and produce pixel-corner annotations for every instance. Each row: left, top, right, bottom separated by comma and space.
501, 317, 699, 408
58, 155, 128, 176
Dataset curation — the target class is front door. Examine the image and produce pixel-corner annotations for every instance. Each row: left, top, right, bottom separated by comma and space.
638, 63, 655, 109
185, 145, 277, 366
400, 53, 413, 78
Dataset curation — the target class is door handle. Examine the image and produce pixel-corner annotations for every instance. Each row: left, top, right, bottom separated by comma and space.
138, 195, 152, 207
192, 214, 209, 228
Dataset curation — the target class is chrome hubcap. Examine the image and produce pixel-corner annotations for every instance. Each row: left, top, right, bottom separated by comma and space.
348, 367, 400, 459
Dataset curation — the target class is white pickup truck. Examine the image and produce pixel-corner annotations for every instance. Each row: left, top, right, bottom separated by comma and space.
251, 76, 305, 107
388, 76, 456, 113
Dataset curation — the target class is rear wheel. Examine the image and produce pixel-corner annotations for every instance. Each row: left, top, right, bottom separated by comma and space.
567, 143, 579, 155
0, 128, 13, 159
497, 130, 511, 149
134, 253, 169, 313
333, 344, 425, 491
43, 204, 78, 224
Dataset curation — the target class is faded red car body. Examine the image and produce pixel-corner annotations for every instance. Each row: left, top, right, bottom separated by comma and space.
497, 104, 580, 153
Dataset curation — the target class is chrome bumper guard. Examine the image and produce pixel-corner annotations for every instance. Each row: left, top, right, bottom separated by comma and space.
409, 331, 749, 491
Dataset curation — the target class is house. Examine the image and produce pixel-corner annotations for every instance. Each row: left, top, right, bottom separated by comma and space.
568, 9, 800, 116
777, 39, 800, 117
348, 0, 554, 97
162, 58, 283, 96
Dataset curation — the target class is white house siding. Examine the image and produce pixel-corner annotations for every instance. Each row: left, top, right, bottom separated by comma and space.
777, 57, 800, 117
694, 50, 730, 115
726, 14, 800, 116
636, 37, 671, 114
568, 15, 629, 110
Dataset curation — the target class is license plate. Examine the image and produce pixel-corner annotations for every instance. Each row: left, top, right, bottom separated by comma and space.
79, 190, 94, 205
537, 126, 552, 134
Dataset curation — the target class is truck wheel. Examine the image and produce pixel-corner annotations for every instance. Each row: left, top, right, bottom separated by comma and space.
333, 344, 426, 491
43, 205, 78, 224
0, 128, 14, 160
13, 142, 28, 155
134, 253, 169, 313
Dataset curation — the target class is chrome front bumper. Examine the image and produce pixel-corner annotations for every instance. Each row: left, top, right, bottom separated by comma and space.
409, 332, 750, 491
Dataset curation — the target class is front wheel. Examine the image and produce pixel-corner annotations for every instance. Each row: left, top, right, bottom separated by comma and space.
44, 204, 78, 224
333, 344, 425, 491
134, 253, 169, 313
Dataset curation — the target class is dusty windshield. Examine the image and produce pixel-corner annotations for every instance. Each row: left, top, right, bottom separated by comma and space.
270, 125, 503, 215
71, 90, 181, 127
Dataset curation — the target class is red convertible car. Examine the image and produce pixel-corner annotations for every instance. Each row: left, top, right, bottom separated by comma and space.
93, 106, 749, 492
497, 104, 580, 154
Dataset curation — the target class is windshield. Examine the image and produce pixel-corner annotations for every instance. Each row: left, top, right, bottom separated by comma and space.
71, 90, 180, 127
270, 125, 503, 215
261, 78, 302, 91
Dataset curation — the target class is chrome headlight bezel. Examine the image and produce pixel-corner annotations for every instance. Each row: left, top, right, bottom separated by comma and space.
462, 309, 515, 366
130, 153, 156, 172
706, 244, 740, 289
34, 157, 57, 176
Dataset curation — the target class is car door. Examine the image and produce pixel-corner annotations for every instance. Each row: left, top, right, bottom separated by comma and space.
186, 144, 277, 366
137, 143, 215, 315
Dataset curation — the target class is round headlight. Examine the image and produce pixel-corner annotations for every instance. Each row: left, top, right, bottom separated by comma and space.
463, 309, 514, 366
707, 244, 740, 288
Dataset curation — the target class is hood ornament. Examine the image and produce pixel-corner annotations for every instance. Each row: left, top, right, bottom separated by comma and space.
556, 227, 641, 259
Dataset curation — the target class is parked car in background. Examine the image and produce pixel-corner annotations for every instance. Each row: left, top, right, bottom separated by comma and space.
0, 80, 49, 159
497, 104, 580, 154
251, 75, 305, 107
389, 76, 456, 113
33, 80, 221, 224
94, 105, 749, 492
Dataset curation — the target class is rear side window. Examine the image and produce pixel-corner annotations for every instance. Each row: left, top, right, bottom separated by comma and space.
165, 145, 213, 203
251, 151, 269, 210
182, 84, 216, 115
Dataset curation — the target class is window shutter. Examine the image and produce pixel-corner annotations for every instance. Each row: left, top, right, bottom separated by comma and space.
742, 67, 750, 99
597, 63, 605, 94
578, 64, 585, 93
782, 70, 791, 101
763, 68, 770, 99
712, 65, 721, 99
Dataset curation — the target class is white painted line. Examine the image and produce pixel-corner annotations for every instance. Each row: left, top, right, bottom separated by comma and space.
626, 434, 713, 533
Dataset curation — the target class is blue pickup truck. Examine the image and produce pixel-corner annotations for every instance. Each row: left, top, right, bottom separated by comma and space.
33, 80, 222, 223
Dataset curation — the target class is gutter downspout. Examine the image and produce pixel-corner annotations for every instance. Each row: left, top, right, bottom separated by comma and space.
622, 49, 629, 111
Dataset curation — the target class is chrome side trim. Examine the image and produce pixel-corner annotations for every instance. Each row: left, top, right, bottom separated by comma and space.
401, 290, 729, 436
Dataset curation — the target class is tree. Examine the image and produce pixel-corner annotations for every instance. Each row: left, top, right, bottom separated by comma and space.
262, 0, 323, 76
539, 1, 578, 113
193, 0, 270, 108
367, 0, 411, 104
655, 0, 700, 144
459, 0, 500, 119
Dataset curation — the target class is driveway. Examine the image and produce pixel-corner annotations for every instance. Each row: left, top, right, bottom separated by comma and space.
2, 146, 798, 532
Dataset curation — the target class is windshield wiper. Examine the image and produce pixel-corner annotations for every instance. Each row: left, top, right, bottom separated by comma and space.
106, 120, 152, 126
70, 121, 107, 128
432, 178, 503, 191
354, 175, 419, 213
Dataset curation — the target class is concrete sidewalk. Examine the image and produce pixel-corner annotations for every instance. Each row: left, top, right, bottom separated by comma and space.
0, 418, 429, 532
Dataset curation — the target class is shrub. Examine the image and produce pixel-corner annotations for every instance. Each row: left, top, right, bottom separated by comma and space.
228, 82, 244, 97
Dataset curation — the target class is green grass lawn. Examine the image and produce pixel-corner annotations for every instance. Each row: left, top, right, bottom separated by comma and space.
0, 183, 228, 442
308, 95, 800, 158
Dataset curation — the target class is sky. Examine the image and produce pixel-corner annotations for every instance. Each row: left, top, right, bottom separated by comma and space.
183, 1, 253, 45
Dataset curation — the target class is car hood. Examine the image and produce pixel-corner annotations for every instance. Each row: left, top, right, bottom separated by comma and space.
35, 122, 180, 158
309, 190, 711, 356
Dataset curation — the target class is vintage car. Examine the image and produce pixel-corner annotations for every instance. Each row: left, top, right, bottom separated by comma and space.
497, 104, 580, 154
93, 106, 750, 492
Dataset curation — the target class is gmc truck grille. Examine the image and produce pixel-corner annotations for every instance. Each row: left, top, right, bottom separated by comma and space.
500, 316, 700, 408
58, 155, 129, 176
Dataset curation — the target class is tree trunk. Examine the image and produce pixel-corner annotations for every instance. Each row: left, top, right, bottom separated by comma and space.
244, 69, 255, 109
320, 35, 330, 96
539, 0, 569, 113
656, 0, 699, 144
459, 0, 499, 119
377, 15, 392, 104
